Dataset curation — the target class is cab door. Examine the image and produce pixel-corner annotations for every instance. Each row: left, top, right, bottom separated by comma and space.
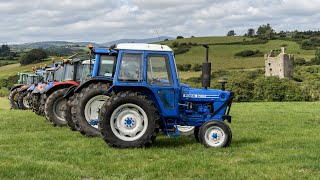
145, 52, 179, 117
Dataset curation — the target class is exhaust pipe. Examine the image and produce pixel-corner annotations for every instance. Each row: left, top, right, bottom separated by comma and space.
202, 45, 211, 88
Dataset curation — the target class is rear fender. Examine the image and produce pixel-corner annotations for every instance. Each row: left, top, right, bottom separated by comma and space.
63, 85, 78, 99
45, 82, 79, 97
73, 78, 113, 93
10, 85, 23, 91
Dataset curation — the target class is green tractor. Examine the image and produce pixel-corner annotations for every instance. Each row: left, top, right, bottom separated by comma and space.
9, 71, 35, 109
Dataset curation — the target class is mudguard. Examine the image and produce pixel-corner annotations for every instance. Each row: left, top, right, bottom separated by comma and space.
45, 82, 78, 97
63, 85, 78, 99
10, 84, 23, 91
73, 78, 113, 93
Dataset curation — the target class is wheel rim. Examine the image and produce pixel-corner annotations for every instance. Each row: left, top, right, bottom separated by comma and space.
177, 126, 195, 133
84, 95, 109, 129
13, 93, 19, 101
110, 103, 148, 142
204, 126, 226, 147
53, 97, 67, 122
23, 95, 30, 109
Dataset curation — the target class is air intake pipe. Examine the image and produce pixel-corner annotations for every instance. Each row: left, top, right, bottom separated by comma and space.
202, 45, 211, 88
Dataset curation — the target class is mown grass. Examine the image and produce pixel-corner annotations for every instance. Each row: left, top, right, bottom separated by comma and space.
0, 98, 319, 179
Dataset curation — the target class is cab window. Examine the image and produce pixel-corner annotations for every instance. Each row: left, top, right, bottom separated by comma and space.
98, 55, 116, 77
147, 54, 173, 86
118, 53, 143, 82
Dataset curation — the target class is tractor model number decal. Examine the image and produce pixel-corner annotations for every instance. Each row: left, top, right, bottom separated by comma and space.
183, 94, 219, 98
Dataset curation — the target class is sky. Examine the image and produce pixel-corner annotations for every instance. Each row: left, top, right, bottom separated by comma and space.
1, 0, 320, 44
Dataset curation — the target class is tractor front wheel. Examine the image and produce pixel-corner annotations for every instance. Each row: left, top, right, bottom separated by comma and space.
32, 93, 41, 115
9, 89, 19, 109
17, 91, 30, 110
199, 120, 232, 148
45, 88, 68, 127
62, 94, 77, 131
71, 83, 110, 137
99, 91, 160, 148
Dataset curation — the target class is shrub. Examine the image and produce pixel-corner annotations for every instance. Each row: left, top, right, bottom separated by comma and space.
294, 58, 306, 66
176, 64, 184, 71
234, 50, 262, 57
176, 36, 184, 39
228, 74, 255, 102
182, 64, 191, 71
191, 63, 202, 71
172, 42, 179, 48
174, 47, 189, 55
253, 76, 303, 101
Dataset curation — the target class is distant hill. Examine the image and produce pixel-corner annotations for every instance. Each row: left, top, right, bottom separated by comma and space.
100, 36, 174, 47
9, 36, 174, 50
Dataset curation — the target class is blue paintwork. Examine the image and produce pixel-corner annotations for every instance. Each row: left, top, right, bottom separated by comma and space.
88, 47, 233, 137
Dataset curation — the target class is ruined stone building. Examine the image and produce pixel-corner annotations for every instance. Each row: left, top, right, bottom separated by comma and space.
265, 47, 294, 79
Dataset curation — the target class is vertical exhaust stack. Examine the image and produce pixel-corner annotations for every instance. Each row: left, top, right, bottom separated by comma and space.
202, 45, 211, 89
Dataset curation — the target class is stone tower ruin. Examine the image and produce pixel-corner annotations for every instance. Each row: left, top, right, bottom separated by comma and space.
265, 47, 294, 79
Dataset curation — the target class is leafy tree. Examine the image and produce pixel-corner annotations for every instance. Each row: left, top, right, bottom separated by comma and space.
247, 28, 255, 37
227, 30, 236, 36
19, 49, 48, 65
256, 23, 275, 39
176, 36, 184, 39
172, 42, 179, 47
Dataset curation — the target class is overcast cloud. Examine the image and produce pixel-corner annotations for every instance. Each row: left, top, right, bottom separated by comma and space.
1, 0, 320, 44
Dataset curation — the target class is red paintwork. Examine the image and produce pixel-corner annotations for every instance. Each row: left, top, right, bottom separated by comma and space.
17, 84, 31, 92
52, 80, 79, 87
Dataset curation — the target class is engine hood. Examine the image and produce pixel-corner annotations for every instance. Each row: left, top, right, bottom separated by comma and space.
181, 88, 232, 102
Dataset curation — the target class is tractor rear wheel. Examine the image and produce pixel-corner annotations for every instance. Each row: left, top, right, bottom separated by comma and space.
17, 91, 30, 110
45, 88, 68, 127
39, 94, 47, 117
32, 93, 41, 115
99, 91, 160, 148
9, 89, 19, 109
71, 82, 110, 137
62, 95, 77, 131
199, 120, 232, 148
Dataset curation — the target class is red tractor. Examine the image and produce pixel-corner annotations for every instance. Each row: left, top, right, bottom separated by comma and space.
43, 57, 87, 126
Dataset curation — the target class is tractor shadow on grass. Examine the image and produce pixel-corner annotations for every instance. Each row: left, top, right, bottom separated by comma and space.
152, 136, 197, 148
232, 137, 264, 147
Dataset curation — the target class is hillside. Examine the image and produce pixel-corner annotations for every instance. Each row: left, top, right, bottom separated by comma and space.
0, 36, 316, 80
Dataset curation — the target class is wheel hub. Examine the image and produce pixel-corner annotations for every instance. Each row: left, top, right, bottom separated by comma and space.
110, 103, 148, 141
124, 117, 135, 128
205, 127, 225, 147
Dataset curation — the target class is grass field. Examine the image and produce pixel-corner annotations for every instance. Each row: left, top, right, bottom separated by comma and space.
0, 97, 319, 179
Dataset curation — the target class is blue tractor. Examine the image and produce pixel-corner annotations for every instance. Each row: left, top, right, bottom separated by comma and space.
95, 43, 234, 148
65, 46, 116, 136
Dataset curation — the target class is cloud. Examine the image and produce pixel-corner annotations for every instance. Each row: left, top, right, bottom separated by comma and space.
1, 0, 320, 44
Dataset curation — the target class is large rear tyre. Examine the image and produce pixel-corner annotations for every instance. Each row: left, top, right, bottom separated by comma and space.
71, 83, 110, 137
99, 91, 160, 148
39, 94, 47, 117
199, 120, 232, 148
45, 88, 68, 127
9, 89, 19, 109
32, 94, 41, 115
62, 95, 77, 131
17, 91, 30, 110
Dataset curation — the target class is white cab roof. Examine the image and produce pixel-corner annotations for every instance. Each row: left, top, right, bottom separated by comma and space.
115, 43, 172, 52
